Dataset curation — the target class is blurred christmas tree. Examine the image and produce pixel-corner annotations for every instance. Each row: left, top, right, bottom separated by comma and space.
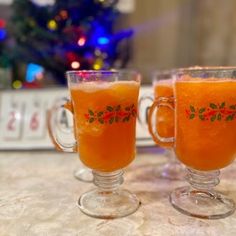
9, 0, 133, 87
0, 18, 11, 89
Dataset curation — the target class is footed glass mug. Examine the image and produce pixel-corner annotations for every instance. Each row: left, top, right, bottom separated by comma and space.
151, 70, 184, 180
139, 70, 184, 180
48, 70, 141, 219
148, 67, 236, 219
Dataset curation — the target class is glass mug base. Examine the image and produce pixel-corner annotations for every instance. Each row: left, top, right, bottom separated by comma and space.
170, 186, 235, 219
73, 168, 93, 183
78, 188, 141, 219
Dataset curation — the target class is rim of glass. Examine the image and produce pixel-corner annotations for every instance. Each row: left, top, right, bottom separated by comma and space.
175, 66, 236, 73
65, 70, 140, 76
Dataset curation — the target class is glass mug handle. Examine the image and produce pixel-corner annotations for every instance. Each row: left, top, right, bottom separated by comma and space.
47, 97, 77, 152
138, 93, 154, 126
148, 97, 175, 145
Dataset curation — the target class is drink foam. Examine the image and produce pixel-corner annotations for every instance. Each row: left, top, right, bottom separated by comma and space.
71, 80, 139, 93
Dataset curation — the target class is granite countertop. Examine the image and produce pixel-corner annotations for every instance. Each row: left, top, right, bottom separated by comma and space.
1, 148, 236, 236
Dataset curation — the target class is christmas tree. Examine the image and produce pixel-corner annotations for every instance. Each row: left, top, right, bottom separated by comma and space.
9, 0, 133, 87
0, 18, 11, 89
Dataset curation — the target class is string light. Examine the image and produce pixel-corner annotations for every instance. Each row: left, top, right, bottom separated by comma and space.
0, 29, 6, 41
12, 80, 22, 89
77, 37, 86, 46
93, 58, 103, 70
98, 37, 109, 45
0, 19, 6, 28
93, 64, 101, 70
47, 20, 57, 30
71, 61, 80, 69
60, 10, 68, 20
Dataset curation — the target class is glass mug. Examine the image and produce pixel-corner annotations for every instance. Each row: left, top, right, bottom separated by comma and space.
48, 70, 141, 219
152, 70, 184, 179
148, 67, 236, 219
139, 70, 184, 180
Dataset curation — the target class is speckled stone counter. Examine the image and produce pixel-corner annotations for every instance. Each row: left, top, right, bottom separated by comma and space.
1, 148, 236, 236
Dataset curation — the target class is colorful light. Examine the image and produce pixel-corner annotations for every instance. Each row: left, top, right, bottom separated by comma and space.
71, 61, 80, 69
0, 29, 6, 40
77, 37, 86, 46
60, 10, 68, 20
97, 37, 109, 45
0, 19, 6, 28
26, 63, 44, 82
93, 64, 101, 70
12, 80, 22, 89
93, 58, 103, 70
47, 20, 57, 30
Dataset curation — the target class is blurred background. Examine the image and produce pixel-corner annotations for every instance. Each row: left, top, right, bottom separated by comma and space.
1, 0, 236, 89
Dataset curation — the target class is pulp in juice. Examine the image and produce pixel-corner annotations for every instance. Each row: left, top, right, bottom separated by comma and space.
175, 79, 236, 170
70, 81, 140, 172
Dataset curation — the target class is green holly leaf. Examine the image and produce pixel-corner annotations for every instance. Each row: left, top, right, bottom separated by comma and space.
115, 105, 121, 111
89, 118, 95, 123
199, 115, 205, 120
211, 115, 216, 122
230, 105, 236, 110
97, 111, 103, 117
190, 105, 195, 112
220, 102, 225, 108
98, 118, 104, 124
88, 109, 94, 116
199, 108, 206, 113
226, 115, 234, 121
109, 117, 114, 124
190, 114, 195, 119
132, 110, 136, 117
107, 106, 113, 111
217, 113, 222, 121
210, 103, 217, 109
122, 117, 128, 122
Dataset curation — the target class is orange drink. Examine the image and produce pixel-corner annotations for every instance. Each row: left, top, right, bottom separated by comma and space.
70, 81, 140, 172
48, 70, 141, 219
175, 79, 236, 171
151, 79, 174, 147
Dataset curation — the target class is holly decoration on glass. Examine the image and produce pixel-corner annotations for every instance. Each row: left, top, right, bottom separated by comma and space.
85, 104, 137, 124
186, 102, 236, 121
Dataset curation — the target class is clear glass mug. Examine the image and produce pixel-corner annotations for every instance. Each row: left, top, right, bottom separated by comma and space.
148, 67, 236, 219
48, 70, 141, 219
139, 70, 184, 180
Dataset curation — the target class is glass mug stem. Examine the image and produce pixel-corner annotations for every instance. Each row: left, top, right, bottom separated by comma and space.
93, 170, 124, 191
186, 168, 220, 190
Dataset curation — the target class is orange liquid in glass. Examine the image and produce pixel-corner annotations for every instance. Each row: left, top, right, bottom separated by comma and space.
175, 80, 236, 171
151, 80, 174, 147
70, 81, 140, 172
